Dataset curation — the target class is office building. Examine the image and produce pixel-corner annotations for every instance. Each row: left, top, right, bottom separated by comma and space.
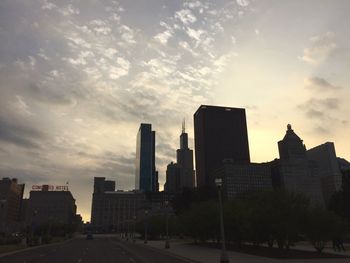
164, 162, 180, 193
214, 160, 273, 199
165, 122, 195, 193
94, 177, 116, 193
0, 178, 25, 234
135, 123, 158, 192
91, 177, 146, 232
307, 142, 342, 204
272, 124, 324, 205
194, 105, 250, 188
177, 122, 195, 189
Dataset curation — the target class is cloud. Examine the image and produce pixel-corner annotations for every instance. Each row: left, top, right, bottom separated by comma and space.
119, 25, 136, 45
0, 0, 253, 220
175, 9, 197, 25
300, 32, 337, 65
13, 95, 33, 116
0, 116, 45, 149
298, 97, 340, 130
28, 83, 75, 106
304, 77, 341, 90
42, 0, 56, 10
154, 30, 173, 44
236, 0, 249, 7
298, 97, 343, 134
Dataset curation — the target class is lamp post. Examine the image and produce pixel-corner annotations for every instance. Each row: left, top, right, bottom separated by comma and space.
133, 215, 136, 243
0, 200, 7, 235
215, 178, 229, 263
144, 210, 148, 244
126, 218, 130, 241
31, 209, 38, 246
164, 201, 170, 249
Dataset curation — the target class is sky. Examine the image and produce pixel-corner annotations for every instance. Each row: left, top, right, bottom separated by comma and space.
0, 0, 349, 222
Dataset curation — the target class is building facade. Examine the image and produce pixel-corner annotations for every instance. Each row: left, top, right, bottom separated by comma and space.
214, 159, 273, 199
0, 178, 25, 234
194, 105, 250, 189
135, 123, 158, 192
214, 160, 273, 199
27, 187, 78, 226
273, 124, 324, 205
91, 177, 146, 232
91, 177, 173, 232
164, 162, 179, 193
307, 142, 342, 204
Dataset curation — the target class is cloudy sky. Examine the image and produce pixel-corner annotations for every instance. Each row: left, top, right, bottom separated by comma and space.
1, 0, 349, 221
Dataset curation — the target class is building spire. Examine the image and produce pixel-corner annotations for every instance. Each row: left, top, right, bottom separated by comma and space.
182, 118, 186, 134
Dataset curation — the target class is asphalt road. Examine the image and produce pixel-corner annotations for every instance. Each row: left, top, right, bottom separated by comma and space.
0, 237, 191, 263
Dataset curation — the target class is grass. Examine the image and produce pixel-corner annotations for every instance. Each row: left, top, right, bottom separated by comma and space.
0, 244, 22, 254
0, 236, 68, 255
192, 242, 350, 259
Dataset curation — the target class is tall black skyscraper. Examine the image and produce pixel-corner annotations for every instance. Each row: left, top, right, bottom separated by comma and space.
135, 123, 158, 192
164, 121, 195, 193
177, 121, 195, 189
194, 105, 250, 188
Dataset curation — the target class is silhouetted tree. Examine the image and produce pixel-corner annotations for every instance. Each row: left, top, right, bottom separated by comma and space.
329, 172, 350, 224
305, 207, 348, 253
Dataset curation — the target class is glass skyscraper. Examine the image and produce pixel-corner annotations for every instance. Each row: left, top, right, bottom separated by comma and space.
135, 123, 158, 192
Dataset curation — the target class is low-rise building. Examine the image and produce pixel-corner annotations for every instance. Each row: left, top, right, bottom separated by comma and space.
91, 177, 146, 232
214, 160, 272, 199
91, 177, 172, 233
27, 186, 78, 226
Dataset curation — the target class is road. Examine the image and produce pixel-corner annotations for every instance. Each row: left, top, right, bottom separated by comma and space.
0, 236, 191, 263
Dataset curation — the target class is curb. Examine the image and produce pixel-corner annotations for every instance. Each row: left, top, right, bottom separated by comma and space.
0, 238, 74, 258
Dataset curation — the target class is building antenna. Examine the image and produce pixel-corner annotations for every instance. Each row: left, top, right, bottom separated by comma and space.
182, 118, 186, 133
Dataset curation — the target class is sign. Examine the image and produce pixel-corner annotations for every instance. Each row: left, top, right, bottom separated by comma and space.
31, 185, 69, 191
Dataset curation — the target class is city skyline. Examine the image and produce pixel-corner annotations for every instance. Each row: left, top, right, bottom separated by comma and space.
1, 0, 350, 221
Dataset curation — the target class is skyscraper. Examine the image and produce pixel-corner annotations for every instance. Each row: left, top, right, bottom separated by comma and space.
176, 121, 195, 189
306, 142, 342, 204
273, 124, 324, 205
194, 105, 250, 188
135, 123, 158, 192
164, 121, 195, 193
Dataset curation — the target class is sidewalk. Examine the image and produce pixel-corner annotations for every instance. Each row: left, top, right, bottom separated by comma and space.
141, 239, 350, 263
292, 242, 350, 257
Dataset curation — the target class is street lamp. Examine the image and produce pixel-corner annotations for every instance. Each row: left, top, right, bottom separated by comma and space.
30, 209, 38, 246
126, 218, 130, 241
133, 215, 136, 243
215, 178, 229, 263
164, 201, 170, 249
0, 200, 7, 235
144, 210, 148, 244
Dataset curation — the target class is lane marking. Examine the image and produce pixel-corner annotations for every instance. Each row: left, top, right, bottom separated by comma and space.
39, 254, 45, 257
77, 259, 82, 263
129, 258, 136, 262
